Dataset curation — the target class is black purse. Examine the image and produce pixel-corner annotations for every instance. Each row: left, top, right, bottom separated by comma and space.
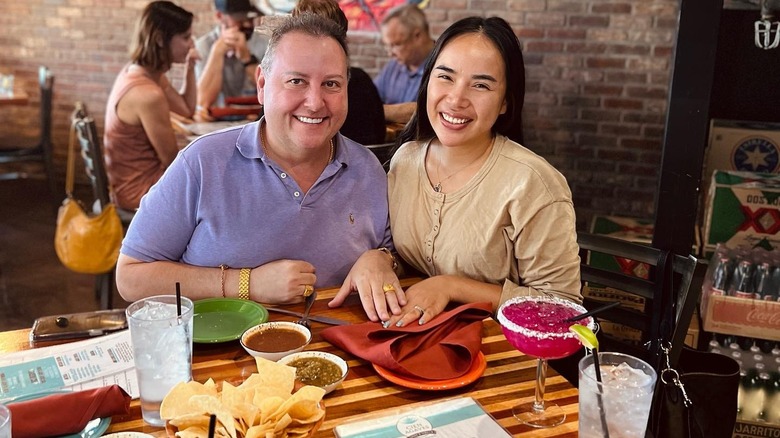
648, 343, 741, 438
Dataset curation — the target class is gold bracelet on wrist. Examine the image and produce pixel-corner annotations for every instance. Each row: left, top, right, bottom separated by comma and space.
219, 264, 228, 298
238, 268, 251, 300
377, 247, 398, 271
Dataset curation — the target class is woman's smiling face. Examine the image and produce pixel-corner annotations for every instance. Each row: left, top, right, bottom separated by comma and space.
426, 32, 507, 149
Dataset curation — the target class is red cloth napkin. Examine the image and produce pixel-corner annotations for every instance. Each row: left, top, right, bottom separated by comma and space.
9, 385, 131, 438
322, 302, 492, 380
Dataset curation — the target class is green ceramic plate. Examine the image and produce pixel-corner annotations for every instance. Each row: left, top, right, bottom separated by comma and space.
193, 298, 268, 343
8, 390, 111, 437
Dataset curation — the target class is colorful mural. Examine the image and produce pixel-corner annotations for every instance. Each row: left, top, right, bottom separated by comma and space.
339, 0, 429, 32
254, 0, 427, 32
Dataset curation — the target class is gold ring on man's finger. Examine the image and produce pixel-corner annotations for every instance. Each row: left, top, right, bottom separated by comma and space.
383, 283, 396, 294
413, 305, 425, 317
303, 285, 314, 297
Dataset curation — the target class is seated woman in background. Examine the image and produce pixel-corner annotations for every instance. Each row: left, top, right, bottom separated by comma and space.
291, 0, 386, 146
104, 0, 198, 210
341, 16, 581, 326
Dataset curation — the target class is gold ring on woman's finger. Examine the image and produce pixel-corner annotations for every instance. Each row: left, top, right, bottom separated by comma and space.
413, 305, 425, 317
303, 285, 314, 297
383, 283, 396, 294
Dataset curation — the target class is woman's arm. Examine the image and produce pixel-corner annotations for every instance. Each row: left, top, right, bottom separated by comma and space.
165, 49, 198, 118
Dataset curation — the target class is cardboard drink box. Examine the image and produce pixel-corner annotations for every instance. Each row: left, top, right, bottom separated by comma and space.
702, 294, 780, 342
703, 170, 780, 256
705, 119, 780, 184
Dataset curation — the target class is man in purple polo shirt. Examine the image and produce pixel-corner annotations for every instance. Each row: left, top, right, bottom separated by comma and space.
117, 14, 406, 323
374, 5, 434, 125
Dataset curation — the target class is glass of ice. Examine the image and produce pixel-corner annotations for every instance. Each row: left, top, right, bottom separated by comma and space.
578, 352, 657, 438
126, 295, 194, 426
0, 403, 10, 438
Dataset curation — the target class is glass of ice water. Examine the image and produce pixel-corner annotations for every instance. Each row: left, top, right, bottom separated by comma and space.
126, 295, 194, 426
0, 74, 13, 96
578, 352, 657, 438
0, 403, 10, 438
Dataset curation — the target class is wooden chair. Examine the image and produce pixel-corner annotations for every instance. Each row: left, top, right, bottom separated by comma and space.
70, 102, 134, 309
0, 66, 56, 197
550, 232, 705, 385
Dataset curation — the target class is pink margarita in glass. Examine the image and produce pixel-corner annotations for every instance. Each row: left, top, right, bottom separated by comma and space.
497, 294, 595, 428
498, 296, 592, 359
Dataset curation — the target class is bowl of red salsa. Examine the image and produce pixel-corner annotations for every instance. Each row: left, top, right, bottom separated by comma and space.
240, 321, 311, 361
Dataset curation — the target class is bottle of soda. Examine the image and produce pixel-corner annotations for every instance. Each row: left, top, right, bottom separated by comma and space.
740, 368, 765, 421
757, 338, 777, 355
754, 262, 773, 300
764, 371, 780, 424
737, 336, 755, 351
732, 260, 755, 299
710, 256, 731, 296
757, 371, 772, 421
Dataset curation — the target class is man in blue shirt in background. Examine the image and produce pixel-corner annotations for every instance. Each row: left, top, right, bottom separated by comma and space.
374, 5, 435, 125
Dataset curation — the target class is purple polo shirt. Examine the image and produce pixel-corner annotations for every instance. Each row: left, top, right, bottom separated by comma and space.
121, 119, 392, 289
374, 59, 424, 104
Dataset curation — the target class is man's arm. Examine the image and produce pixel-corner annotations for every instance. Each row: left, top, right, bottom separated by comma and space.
197, 40, 229, 110
383, 102, 416, 124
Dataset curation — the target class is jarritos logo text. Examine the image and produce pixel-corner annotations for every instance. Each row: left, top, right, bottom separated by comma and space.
710, 297, 780, 330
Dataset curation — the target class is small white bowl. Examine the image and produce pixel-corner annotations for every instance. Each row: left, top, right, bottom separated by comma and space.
279, 351, 349, 395
240, 321, 311, 362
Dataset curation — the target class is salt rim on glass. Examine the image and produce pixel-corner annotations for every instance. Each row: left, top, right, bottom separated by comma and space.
497, 294, 595, 341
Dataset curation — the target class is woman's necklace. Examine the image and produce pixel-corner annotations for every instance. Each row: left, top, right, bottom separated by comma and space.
260, 123, 334, 163
432, 139, 492, 193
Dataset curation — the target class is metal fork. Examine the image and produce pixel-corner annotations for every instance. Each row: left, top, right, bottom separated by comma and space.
296, 290, 316, 329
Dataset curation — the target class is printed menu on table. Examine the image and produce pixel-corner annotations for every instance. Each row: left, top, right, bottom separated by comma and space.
0, 330, 138, 402
334, 396, 512, 438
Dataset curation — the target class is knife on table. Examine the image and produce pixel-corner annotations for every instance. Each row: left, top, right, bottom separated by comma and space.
265, 307, 351, 326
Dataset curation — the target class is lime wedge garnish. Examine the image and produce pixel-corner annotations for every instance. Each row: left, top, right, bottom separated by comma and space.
569, 324, 599, 349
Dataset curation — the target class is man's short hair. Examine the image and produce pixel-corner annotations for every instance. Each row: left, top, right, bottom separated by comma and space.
215, 0, 259, 17
260, 13, 349, 74
381, 4, 429, 36
292, 0, 348, 36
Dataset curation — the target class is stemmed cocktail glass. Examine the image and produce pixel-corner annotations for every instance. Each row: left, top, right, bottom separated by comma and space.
497, 294, 594, 428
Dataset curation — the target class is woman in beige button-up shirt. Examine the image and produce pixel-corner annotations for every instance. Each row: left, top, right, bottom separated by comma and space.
384, 16, 581, 327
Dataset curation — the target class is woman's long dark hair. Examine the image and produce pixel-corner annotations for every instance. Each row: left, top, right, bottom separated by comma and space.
396, 16, 525, 147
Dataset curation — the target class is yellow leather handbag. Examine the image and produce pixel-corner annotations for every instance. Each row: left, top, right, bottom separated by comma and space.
54, 122, 122, 274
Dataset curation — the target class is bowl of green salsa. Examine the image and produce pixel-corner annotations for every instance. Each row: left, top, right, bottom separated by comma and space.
279, 351, 348, 395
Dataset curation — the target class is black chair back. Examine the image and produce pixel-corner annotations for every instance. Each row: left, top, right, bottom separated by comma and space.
72, 104, 111, 211
577, 232, 705, 369
0, 66, 56, 197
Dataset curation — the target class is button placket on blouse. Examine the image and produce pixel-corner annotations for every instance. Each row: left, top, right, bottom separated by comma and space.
425, 193, 445, 269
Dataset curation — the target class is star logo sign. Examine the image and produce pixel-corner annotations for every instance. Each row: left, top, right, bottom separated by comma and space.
732, 137, 780, 173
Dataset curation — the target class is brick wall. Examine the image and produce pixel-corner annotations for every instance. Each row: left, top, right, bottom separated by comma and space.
0, 0, 680, 229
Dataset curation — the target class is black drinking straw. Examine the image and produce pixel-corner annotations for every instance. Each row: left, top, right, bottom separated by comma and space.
175, 282, 182, 318
564, 301, 621, 322
207, 413, 216, 438
592, 350, 611, 438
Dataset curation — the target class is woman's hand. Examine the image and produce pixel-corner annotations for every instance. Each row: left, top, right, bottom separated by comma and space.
329, 249, 406, 322
185, 48, 200, 69
250, 260, 316, 304
383, 276, 452, 327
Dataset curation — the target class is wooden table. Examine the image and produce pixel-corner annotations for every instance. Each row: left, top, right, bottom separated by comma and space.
0, 89, 28, 106
0, 279, 579, 437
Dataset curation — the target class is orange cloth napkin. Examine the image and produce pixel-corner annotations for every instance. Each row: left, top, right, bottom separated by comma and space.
9, 385, 131, 438
322, 302, 492, 380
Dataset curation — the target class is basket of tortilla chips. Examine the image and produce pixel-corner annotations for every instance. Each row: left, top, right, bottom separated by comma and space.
162, 357, 325, 438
